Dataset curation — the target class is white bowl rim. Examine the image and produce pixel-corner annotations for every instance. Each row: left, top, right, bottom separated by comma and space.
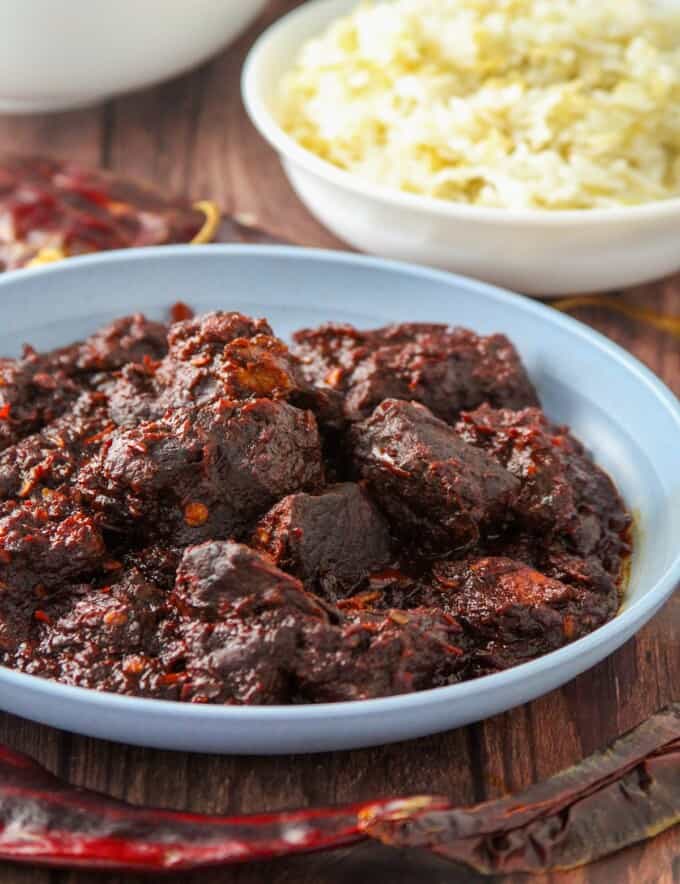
0, 242, 678, 721
242, 0, 680, 227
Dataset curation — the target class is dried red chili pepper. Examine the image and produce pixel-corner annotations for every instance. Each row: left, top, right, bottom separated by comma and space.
0, 744, 443, 872
362, 704, 680, 874
0, 155, 220, 271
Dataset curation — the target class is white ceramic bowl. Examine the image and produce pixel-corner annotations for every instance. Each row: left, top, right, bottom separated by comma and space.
0, 245, 678, 754
0, 0, 267, 113
242, 0, 680, 297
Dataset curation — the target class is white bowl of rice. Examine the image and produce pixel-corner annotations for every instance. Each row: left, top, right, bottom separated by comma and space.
243, 0, 680, 296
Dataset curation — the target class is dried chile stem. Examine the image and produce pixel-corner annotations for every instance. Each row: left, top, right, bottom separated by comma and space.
362, 704, 680, 874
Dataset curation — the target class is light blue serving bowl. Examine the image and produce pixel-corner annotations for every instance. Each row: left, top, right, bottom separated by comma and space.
0, 245, 678, 754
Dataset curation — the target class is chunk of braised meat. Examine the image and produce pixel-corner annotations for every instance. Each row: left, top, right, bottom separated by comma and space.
558, 437, 632, 578
251, 483, 393, 601
172, 539, 326, 622
168, 541, 329, 703
77, 398, 324, 547
156, 312, 299, 409
0, 499, 106, 651
0, 392, 111, 501
167, 541, 466, 704
11, 569, 174, 697
455, 404, 576, 533
107, 311, 339, 428
0, 350, 83, 452
105, 362, 158, 427
483, 531, 620, 598
426, 557, 618, 674
294, 608, 466, 702
0, 500, 106, 589
0, 314, 168, 452
351, 400, 519, 555
53, 313, 168, 374
292, 322, 539, 423
456, 405, 631, 573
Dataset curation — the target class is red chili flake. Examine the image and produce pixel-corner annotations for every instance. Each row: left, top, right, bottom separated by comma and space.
170, 301, 194, 323
563, 614, 577, 640
122, 656, 145, 676
158, 672, 188, 686
184, 502, 209, 527
33, 610, 51, 624
0, 404, 10, 420
102, 609, 127, 627
254, 527, 270, 545
102, 560, 123, 572
84, 423, 115, 445
337, 590, 382, 611
17, 478, 34, 498
324, 367, 345, 388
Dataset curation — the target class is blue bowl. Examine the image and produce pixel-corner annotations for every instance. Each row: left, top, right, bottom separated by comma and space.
0, 245, 677, 753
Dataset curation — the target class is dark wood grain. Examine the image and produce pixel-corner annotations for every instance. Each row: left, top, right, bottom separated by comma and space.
0, 3, 678, 883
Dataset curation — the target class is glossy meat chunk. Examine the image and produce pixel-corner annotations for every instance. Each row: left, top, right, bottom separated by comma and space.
293, 322, 539, 422
456, 404, 631, 571
0, 314, 167, 452
0, 500, 105, 589
14, 569, 171, 695
0, 392, 111, 501
170, 542, 466, 704
108, 311, 328, 426
77, 398, 324, 547
53, 313, 168, 374
0, 350, 82, 452
156, 312, 301, 409
351, 400, 519, 554
252, 483, 393, 600
170, 541, 328, 703
428, 556, 617, 673
0, 499, 106, 651
294, 608, 466, 702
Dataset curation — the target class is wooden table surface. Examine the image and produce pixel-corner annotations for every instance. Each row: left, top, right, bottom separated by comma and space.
0, 3, 678, 883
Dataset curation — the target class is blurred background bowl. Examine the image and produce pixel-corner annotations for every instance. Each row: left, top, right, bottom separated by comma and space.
0, 0, 267, 113
242, 0, 680, 297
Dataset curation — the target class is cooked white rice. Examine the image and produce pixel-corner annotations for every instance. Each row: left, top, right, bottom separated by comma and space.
278, 0, 680, 209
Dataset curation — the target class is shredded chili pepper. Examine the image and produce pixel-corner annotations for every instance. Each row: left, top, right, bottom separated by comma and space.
362, 704, 680, 875
0, 745, 443, 872
0, 155, 221, 272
